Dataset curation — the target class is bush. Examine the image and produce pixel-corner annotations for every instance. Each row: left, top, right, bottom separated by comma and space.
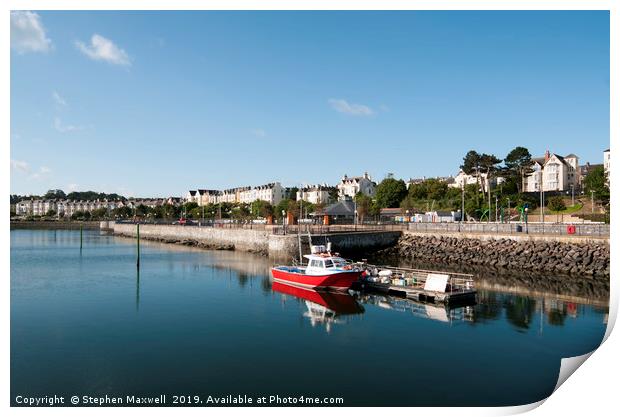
547, 196, 566, 212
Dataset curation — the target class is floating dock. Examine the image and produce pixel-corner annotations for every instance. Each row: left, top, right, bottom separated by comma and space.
353, 264, 477, 306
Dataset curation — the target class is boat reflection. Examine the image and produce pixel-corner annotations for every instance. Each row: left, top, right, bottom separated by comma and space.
272, 282, 364, 333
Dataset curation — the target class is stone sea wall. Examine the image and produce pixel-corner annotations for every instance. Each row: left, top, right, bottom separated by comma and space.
378, 232, 610, 278
10, 220, 100, 230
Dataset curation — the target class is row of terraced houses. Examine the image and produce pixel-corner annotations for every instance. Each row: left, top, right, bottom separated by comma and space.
15, 197, 182, 217
186, 173, 377, 207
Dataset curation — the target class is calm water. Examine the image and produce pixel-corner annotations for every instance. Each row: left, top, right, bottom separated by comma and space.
11, 229, 608, 406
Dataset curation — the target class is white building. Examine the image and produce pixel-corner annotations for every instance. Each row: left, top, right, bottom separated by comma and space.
16, 200, 33, 215
16, 199, 124, 217
450, 170, 482, 189
190, 182, 286, 206
253, 182, 286, 205
337, 173, 376, 200
296, 185, 335, 205
449, 170, 503, 192
186, 190, 199, 204
197, 190, 220, 206
523, 151, 579, 192
407, 176, 455, 189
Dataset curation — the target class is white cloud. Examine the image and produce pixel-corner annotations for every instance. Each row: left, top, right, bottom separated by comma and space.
30, 166, 52, 180
11, 159, 30, 174
53, 117, 84, 133
11, 11, 52, 54
328, 99, 374, 116
75, 34, 131, 66
251, 129, 267, 138
52, 91, 67, 106
67, 183, 79, 192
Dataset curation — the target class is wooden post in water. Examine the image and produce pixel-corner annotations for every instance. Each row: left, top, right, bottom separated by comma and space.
80, 224, 83, 251
136, 224, 140, 269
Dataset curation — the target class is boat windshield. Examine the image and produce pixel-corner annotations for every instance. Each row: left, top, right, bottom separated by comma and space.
324, 259, 334, 268
331, 258, 347, 268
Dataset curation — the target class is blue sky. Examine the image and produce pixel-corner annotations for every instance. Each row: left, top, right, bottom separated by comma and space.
10, 11, 609, 197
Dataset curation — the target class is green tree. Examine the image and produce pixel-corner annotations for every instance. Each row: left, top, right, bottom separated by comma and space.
46, 209, 57, 217
400, 196, 417, 214
327, 188, 339, 203
287, 187, 299, 200
183, 201, 199, 212
547, 196, 566, 212
275, 199, 294, 220
504, 146, 532, 194
355, 193, 373, 222
460, 150, 483, 203
460, 150, 482, 175
426, 178, 449, 201
91, 207, 108, 219
583, 166, 610, 202
44, 189, 66, 200
375, 178, 407, 208
113, 206, 133, 219
407, 182, 427, 200
251, 200, 274, 218
135, 204, 151, 217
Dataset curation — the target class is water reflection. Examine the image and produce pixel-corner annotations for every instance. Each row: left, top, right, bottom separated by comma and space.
136, 267, 140, 312
359, 292, 475, 324
272, 282, 364, 333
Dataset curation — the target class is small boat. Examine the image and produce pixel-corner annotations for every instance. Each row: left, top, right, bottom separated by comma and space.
271, 245, 362, 291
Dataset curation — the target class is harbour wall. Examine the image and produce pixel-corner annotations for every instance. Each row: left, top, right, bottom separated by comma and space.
376, 232, 610, 278
11, 220, 100, 230
109, 222, 401, 259
112, 222, 271, 254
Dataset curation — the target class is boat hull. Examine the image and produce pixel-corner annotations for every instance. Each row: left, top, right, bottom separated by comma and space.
271, 267, 360, 291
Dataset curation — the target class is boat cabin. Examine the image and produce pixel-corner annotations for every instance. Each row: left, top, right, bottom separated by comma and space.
304, 254, 349, 274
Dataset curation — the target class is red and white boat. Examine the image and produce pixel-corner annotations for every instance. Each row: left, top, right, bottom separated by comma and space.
271, 246, 362, 291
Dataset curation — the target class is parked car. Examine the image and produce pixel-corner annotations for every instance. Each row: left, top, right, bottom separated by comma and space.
173, 217, 196, 225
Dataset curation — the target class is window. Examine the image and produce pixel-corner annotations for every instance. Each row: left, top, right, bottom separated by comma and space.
324, 260, 334, 268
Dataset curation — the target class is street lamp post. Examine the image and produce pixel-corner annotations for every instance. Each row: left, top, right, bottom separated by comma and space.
570, 184, 575, 207
524, 207, 529, 234
461, 184, 465, 224
507, 198, 511, 222
282, 209, 286, 234
488, 179, 491, 224
539, 172, 545, 224
495, 196, 498, 223
591, 190, 595, 214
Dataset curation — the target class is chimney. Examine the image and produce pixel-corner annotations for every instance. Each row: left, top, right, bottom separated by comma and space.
545, 150, 550, 161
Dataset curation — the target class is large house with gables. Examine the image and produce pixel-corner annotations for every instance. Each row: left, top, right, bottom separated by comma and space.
523, 150, 579, 193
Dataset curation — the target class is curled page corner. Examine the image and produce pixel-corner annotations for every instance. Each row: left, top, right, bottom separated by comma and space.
553, 351, 594, 393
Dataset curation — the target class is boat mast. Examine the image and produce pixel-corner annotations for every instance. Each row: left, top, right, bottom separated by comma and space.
298, 184, 303, 264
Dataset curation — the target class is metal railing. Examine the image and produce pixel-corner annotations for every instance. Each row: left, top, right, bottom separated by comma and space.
113, 219, 609, 237
271, 223, 408, 235
406, 222, 609, 237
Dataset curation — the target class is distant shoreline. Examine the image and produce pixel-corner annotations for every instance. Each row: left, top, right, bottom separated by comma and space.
9, 220, 101, 230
